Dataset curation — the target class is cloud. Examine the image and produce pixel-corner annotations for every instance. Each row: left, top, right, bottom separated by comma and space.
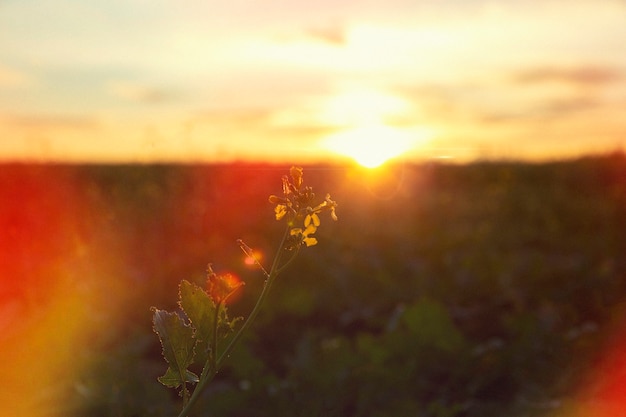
180, 106, 340, 161
304, 22, 347, 45
187, 108, 272, 128
3, 113, 99, 130
106, 81, 176, 103
540, 96, 602, 114
185, 107, 336, 139
268, 22, 347, 52
396, 65, 624, 127
514, 66, 623, 86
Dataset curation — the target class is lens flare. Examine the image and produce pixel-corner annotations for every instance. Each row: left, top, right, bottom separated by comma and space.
244, 249, 264, 267
0, 167, 98, 417
572, 325, 626, 417
0, 166, 151, 417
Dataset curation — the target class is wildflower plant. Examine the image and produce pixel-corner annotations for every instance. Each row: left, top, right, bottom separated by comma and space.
151, 166, 337, 417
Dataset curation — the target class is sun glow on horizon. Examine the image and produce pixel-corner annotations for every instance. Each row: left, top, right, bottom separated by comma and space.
323, 124, 428, 168
318, 88, 431, 168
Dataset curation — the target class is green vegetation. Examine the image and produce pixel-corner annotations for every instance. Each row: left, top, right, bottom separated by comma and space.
151, 167, 338, 416
68, 154, 626, 416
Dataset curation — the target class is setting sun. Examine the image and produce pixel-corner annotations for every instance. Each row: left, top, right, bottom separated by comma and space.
317, 88, 428, 167
323, 124, 423, 168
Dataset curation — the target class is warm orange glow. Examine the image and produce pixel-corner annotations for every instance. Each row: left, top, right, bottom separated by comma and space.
572, 326, 626, 417
2, 2, 626, 162
318, 88, 430, 167
318, 89, 410, 126
323, 124, 428, 168
0, 167, 97, 417
212, 272, 244, 305
0, 166, 152, 417
243, 249, 264, 267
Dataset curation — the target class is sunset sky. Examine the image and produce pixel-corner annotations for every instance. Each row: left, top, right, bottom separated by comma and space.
1, 0, 625, 163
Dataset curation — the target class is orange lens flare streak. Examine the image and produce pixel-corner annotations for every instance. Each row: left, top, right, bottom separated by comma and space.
0, 166, 93, 417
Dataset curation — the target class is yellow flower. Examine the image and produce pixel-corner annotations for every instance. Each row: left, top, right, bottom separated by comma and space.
269, 167, 337, 249
303, 236, 318, 247
275, 204, 287, 220
290, 166, 303, 189
290, 224, 318, 247
309, 194, 338, 221
305, 213, 320, 228
326, 195, 338, 221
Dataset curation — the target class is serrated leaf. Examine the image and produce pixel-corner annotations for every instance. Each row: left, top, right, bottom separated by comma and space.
179, 280, 216, 359
218, 308, 243, 337
151, 308, 196, 389
158, 367, 200, 388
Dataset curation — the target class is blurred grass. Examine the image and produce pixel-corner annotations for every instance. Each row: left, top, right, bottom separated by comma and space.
3, 154, 626, 417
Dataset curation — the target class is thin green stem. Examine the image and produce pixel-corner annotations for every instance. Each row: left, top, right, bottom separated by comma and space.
210, 301, 220, 370
275, 246, 301, 277
216, 226, 292, 365
182, 383, 190, 407
177, 225, 295, 417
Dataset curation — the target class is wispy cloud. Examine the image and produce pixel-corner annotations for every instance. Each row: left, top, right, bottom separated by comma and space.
476, 94, 606, 123
187, 108, 272, 128
304, 22, 347, 46
3, 113, 99, 130
513, 66, 624, 87
106, 81, 176, 104
180, 107, 340, 161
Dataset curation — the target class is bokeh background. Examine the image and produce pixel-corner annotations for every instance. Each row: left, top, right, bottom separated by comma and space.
3, 0, 626, 416
3, 157, 626, 417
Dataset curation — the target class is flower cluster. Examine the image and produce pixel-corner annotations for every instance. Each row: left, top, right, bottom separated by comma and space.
269, 166, 338, 248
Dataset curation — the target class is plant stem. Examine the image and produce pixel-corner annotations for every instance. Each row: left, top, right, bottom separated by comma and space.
177, 226, 298, 417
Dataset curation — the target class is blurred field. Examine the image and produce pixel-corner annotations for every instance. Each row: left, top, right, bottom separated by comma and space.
2, 154, 626, 417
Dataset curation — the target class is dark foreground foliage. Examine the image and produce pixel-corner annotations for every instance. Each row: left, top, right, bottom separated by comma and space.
9, 153, 626, 417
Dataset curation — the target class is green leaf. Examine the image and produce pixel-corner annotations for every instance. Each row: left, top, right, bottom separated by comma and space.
158, 367, 200, 388
151, 308, 196, 391
218, 307, 243, 337
179, 280, 216, 358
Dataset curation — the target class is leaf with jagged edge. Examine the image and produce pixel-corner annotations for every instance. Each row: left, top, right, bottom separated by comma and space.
179, 280, 216, 363
158, 367, 199, 388
218, 306, 243, 339
151, 308, 197, 396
